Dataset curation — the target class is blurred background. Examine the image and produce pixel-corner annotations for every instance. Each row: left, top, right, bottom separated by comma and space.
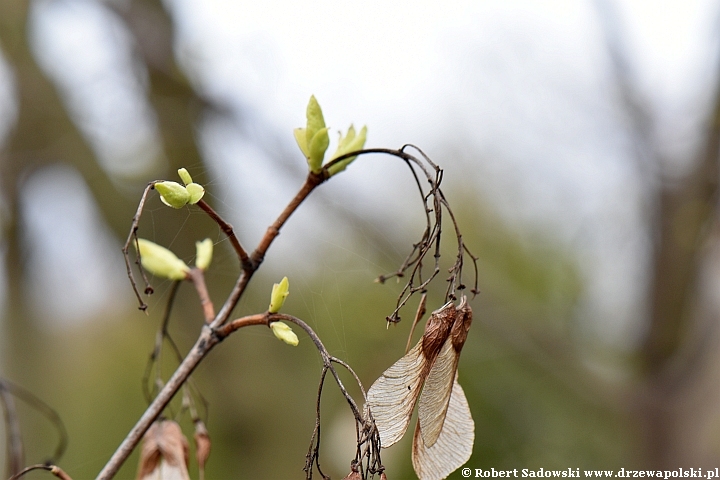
2, 0, 720, 478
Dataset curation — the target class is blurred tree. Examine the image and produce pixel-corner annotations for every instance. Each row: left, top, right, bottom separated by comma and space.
1, 0, 720, 479
0, 0, 219, 476
596, 0, 720, 468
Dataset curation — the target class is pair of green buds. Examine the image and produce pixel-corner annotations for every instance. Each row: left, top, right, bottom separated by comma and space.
267, 276, 298, 346
137, 238, 297, 346
294, 96, 367, 176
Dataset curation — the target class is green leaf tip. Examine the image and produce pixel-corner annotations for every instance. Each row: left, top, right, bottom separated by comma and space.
195, 238, 213, 271
177, 168, 193, 185
328, 125, 367, 176
269, 276, 290, 313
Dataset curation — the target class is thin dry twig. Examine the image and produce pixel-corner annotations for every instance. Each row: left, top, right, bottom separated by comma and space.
328, 146, 479, 323
0, 378, 68, 470
0, 379, 23, 478
122, 182, 157, 311
8, 464, 73, 480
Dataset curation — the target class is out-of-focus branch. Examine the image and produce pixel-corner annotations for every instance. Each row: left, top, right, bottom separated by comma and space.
594, 0, 720, 467
0, 379, 23, 478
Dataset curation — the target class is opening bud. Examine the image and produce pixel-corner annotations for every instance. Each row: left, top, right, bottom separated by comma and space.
328, 125, 367, 176
270, 321, 299, 346
136, 239, 190, 280
186, 183, 205, 204
268, 276, 290, 313
155, 181, 190, 209
295, 96, 329, 173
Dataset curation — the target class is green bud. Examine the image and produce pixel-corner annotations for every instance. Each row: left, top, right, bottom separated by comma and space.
295, 96, 330, 173
136, 239, 190, 280
328, 125, 367, 176
186, 183, 205, 204
195, 238, 213, 271
305, 95, 326, 145
268, 276, 290, 313
294, 128, 310, 158
308, 127, 330, 173
177, 168, 193, 186
270, 321, 299, 346
155, 181, 190, 209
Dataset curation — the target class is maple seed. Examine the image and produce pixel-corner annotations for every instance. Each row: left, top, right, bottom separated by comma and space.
194, 420, 211, 480
367, 297, 474, 480
136, 420, 190, 480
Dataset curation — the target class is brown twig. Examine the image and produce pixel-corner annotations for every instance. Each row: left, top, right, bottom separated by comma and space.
0, 379, 23, 478
250, 171, 326, 268
188, 268, 215, 323
0, 379, 68, 469
121, 182, 157, 311
266, 314, 380, 479
9, 464, 73, 480
332, 146, 479, 323
195, 199, 252, 271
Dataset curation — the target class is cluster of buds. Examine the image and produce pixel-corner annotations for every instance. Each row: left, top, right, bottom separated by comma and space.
294, 96, 367, 176
154, 168, 205, 209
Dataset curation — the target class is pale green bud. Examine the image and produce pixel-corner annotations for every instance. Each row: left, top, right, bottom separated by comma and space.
308, 127, 330, 173
328, 125, 367, 176
305, 95, 326, 144
270, 321, 299, 346
177, 168, 193, 186
186, 183, 205, 204
294, 128, 310, 158
155, 181, 190, 209
195, 238, 213, 270
136, 239, 190, 280
295, 96, 329, 173
268, 276, 290, 313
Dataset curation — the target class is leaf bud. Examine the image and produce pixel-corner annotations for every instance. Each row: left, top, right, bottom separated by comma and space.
308, 127, 330, 173
268, 276, 290, 313
297, 96, 329, 173
270, 321, 299, 346
195, 238, 213, 271
294, 128, 310, 158
136, 239, 190, 280
177, 168, 193, 185
328, 125, 367, 176
186, 183, 205, 204
155, 181, 190, 209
